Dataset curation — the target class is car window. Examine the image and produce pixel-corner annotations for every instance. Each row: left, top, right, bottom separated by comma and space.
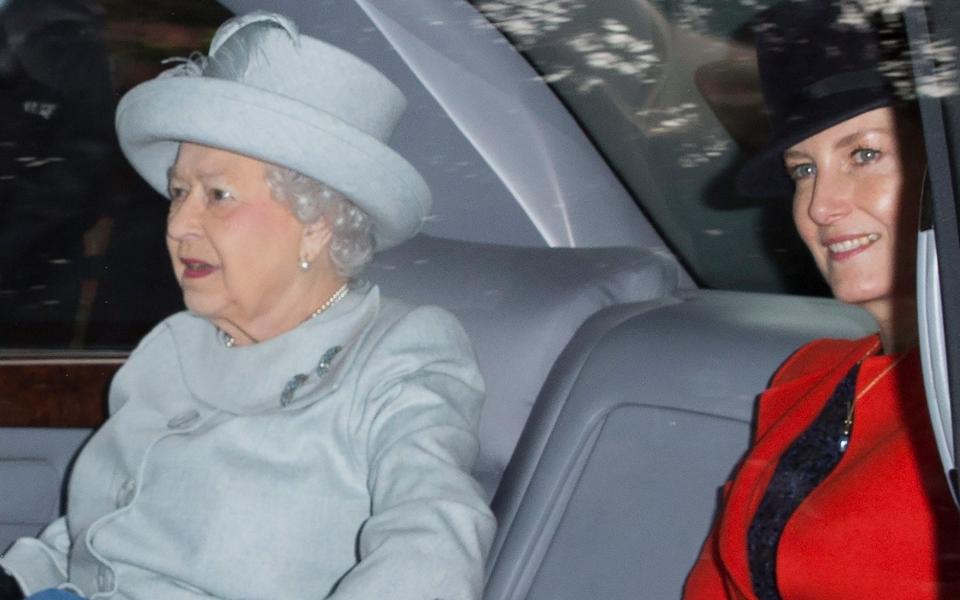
1, 0, 833, 356
471, 0, 829, 295
0, 0, 231, 353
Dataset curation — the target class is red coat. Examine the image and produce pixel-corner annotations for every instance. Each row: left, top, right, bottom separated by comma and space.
684, 335, 960, 599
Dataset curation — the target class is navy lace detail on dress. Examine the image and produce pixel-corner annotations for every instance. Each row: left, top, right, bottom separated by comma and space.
746, 362, 861, 600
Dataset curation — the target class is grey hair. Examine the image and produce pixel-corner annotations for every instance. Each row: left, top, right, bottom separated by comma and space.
265, 166, 374, 278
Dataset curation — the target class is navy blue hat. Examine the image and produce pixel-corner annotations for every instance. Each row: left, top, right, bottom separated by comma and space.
737, 0, 910, 198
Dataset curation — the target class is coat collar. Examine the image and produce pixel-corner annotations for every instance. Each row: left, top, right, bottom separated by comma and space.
716, 334, 882, 599
164, 282, 380, 414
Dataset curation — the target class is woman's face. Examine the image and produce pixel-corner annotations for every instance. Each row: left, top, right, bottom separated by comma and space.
166, 143, 310, 332
786, 107, 924, 317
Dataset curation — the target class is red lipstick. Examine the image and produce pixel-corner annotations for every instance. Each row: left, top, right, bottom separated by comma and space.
181, 258, 217, 279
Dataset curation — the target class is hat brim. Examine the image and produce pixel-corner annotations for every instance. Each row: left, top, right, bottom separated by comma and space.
735, 95, 892, 199
116, 77, 431, 250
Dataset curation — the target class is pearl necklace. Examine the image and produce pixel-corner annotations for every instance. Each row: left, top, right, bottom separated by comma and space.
220, 283, 350, 348
309, 283, 351, 319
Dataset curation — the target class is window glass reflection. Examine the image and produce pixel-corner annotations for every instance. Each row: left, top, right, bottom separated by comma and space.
473, 0, 829, 295
0, 0, 231, 352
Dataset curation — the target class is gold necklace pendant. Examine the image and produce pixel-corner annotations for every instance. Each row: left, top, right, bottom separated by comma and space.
839, 345, 907, 453
840, 413, 853, 451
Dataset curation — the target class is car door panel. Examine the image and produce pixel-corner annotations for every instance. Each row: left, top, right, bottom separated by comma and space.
0, 362, 115, 427
0, 428, 92, 551
0, 363, 112, 549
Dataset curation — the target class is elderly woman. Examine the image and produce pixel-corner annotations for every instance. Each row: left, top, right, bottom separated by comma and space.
684, 2, 960, 599
0, 11, 494, 600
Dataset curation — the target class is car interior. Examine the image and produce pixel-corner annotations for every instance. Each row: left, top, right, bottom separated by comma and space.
1, 0, 957, 599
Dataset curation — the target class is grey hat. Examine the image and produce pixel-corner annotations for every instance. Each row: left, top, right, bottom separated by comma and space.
115, 11, 431, 250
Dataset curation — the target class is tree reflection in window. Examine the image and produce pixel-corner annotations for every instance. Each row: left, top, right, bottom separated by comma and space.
0, 0, 230, 352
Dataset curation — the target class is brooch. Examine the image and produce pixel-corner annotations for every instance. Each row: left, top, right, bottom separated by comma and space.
280, 346, 343, 407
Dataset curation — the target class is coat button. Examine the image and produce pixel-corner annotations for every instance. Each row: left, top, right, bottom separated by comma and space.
167, 409, 200, 430
115, 478, 136, 508
97, 564, 114, 591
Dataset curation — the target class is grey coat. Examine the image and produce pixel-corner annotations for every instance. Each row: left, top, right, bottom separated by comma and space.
1, 284, 495, 599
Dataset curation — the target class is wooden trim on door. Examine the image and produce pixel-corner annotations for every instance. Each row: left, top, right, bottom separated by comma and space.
0, 361, 122, 427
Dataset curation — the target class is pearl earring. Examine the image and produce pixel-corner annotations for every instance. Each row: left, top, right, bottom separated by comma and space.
299, 258, 310, 271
